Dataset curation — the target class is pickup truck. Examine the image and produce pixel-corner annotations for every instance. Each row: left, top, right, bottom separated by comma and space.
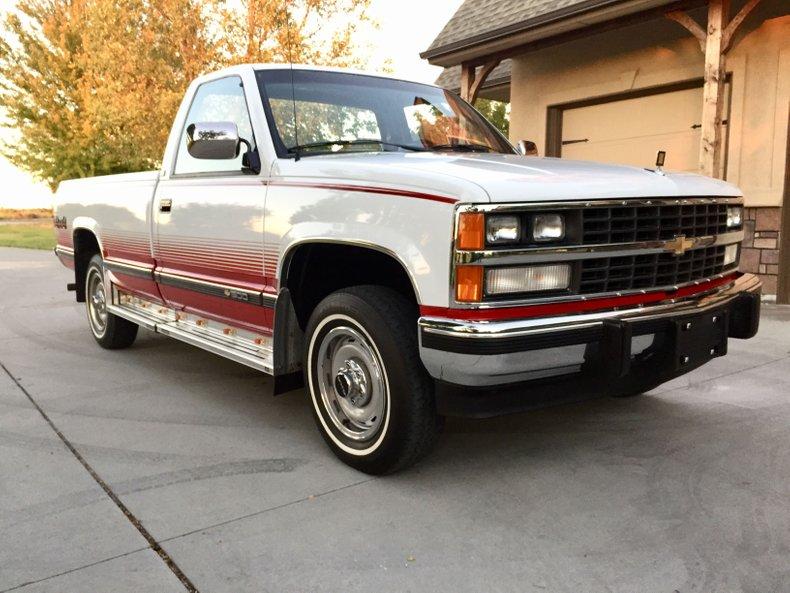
53, 64, 761, 474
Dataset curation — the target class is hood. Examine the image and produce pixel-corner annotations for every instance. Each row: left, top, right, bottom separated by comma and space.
271, 152, 742, 203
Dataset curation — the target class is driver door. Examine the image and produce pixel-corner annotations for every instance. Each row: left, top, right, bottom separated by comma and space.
153, 75, 273, 335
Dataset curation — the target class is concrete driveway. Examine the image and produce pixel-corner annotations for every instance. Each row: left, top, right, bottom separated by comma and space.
1, 246, 789, 593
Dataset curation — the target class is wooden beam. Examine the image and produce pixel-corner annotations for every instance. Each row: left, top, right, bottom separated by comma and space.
460, 59, 501, 103
469, 60, 501, 104
666, 10, 707, 51
699, 0, 729, 178
722, 0, 761, 52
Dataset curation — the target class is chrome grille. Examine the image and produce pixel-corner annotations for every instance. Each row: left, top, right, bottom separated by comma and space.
582, 203, 732, 245
579, 245, 730, 294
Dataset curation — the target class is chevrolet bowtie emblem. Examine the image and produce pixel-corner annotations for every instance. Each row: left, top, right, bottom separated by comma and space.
666, 234, 695, 256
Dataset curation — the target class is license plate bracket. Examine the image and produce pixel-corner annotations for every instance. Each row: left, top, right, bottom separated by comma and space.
672, 308, 729, 371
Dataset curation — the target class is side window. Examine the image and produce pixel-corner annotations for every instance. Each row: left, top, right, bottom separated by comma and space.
174, 76, 255, 175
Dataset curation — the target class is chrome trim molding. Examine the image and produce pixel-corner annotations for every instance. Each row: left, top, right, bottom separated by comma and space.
104, 259, 154, 280
454, 230, 744, 265
108, 286, 274, 374
456, 196, 744, 214
420, 273, 761, 340
54, 246, 75, 258
154, 270, 277, 308
279, 237, 424, 304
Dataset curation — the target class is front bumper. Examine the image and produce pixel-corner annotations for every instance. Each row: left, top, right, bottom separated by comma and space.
419, 273, 761, 416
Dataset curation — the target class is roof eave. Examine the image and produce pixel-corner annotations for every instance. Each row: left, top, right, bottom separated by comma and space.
421, 0, 685, 67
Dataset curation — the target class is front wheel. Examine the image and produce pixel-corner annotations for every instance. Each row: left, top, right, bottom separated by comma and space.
304, 286, 439, 474
85, 254, 138, 349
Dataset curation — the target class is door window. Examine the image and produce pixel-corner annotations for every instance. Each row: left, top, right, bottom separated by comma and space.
174, 76, 255, 175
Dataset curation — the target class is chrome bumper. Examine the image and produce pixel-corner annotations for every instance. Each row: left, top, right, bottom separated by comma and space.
419, 273, 762, 387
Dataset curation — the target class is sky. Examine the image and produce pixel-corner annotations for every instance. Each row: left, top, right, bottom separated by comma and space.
0, 0, 462, 209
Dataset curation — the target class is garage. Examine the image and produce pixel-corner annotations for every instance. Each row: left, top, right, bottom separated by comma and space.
557, 81, 730, 173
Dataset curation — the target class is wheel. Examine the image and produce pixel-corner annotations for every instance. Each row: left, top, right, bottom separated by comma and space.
85, 254, 138, 349
304, 286, 439, 474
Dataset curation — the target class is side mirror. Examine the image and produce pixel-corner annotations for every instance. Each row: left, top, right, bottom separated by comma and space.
517, 140, 538, 157
186, 121, 240, 160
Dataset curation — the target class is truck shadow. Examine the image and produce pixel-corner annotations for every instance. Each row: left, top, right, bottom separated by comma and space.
127, 328, 713, 477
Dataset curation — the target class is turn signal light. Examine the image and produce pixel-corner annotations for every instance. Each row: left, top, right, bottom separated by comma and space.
457, 212, 484, 250
455, 265, 483, 302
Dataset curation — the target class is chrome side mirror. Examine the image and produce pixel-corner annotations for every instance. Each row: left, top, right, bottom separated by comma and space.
186, 121, 240, 160
517, 140, 538, 157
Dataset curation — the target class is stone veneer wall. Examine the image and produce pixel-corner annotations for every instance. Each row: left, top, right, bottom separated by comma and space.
741, 207, 782, 296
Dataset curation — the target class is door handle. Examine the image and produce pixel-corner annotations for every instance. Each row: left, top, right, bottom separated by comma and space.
159, 198, 172, 213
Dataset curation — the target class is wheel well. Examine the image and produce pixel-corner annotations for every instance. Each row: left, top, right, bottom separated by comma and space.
283, 243, 419, 329
73, 229, 101, 302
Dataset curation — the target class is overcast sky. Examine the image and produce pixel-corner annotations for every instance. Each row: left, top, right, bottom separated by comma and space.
0, 0, 462, 208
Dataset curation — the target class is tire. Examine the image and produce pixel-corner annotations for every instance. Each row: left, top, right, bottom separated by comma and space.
304, 286, 439, 474
85, 254, 138, 349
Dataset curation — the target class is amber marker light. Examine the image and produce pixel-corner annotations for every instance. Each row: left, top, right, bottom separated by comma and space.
456, 212, 485, 250
456, 265, 484, 302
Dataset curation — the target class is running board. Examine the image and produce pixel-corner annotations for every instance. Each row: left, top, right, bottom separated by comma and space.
106, 286, 274, 374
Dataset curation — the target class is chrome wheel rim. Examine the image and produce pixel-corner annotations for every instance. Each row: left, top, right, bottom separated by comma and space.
316, 325, 387, 442
87, 268, 108, 337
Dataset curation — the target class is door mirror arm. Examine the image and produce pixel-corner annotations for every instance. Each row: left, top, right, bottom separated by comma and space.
240, 140, 261, 175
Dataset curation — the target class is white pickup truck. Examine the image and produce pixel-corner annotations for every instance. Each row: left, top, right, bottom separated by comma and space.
54, 64, 761, 473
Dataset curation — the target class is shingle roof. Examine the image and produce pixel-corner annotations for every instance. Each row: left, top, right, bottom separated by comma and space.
425, 0, 595, 55
434, 60, 512, 91
422, 0, 680, 61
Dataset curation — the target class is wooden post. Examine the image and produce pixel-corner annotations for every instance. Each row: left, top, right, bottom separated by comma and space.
699, 0, 729, 178
460, 63, 474, 102
777, 103, 790, 304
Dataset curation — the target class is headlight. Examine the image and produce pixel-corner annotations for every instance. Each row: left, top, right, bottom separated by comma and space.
486, 215, 520, 244
486, 264, 571, 295
532, 213, 564, 242
723, 243, 739, 266
726, 206, 742, 228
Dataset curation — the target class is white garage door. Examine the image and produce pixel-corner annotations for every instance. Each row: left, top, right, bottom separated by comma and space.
561, 85, 729, 173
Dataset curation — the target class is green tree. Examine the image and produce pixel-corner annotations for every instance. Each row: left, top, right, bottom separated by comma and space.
474, 98, 510, 137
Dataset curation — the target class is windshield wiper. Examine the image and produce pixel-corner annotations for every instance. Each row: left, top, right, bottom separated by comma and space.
428, 142, 494, 153
287, 139, 426, 155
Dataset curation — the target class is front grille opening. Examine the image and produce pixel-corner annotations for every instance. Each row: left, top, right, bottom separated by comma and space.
579, 245, 731, 294
582, 203, 735, 245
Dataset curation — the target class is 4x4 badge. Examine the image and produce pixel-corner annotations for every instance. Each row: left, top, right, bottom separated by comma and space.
666, 234, 695, 256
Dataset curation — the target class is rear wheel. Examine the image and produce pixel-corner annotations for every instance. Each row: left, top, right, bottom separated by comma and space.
304, 286, 439, 474
85, 255, 138, 349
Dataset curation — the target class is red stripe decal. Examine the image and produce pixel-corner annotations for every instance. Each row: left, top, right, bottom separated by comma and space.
267, 180, 458, 205
420, 273, 740, 322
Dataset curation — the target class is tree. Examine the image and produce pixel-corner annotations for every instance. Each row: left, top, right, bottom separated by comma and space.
474, 98, 510, 137
0, 0, 216, 189
216, 0, 373, 67
0, 0, 373, 191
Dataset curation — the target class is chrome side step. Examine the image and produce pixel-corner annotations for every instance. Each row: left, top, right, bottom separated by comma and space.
106, 286, 274, 374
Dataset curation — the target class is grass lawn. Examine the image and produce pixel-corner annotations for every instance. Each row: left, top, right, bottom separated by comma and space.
0, 221, 56, 250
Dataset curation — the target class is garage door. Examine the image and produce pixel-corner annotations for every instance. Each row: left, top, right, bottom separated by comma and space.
561, 85, 729, 173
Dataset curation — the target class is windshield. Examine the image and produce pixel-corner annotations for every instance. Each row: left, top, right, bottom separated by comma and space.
255, 69, 515, 157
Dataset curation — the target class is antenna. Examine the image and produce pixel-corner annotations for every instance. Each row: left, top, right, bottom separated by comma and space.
284, 0, 300, 161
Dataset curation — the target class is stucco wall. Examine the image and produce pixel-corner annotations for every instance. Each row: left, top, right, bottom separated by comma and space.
509, 9, 789, 209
